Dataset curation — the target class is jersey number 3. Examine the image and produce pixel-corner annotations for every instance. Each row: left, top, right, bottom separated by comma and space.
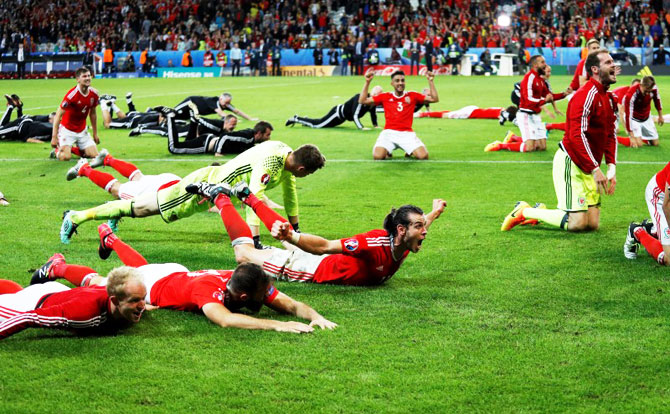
396, 102, 404, 112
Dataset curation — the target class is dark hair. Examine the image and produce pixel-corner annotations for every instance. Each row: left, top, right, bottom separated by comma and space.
383, 205, 424, 237
642, 75, 656, 88
585, 50, 607, 79
254, 121, 273, 134
228, 263, 270, 312
505, 105, 518, 122
631, 78, 641, 85
391, 70, 405, 79
529, 55, 543, 67
292, 144, 325, 173
75, 66, 91, 78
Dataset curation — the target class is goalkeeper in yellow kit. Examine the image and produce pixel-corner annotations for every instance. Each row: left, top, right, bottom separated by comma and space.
60, 140, 326, 245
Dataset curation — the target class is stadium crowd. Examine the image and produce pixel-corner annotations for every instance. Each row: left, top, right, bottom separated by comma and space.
1, 0, 670, 57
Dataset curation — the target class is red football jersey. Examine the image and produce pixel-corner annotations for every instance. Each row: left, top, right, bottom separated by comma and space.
0, 285, 118, 339
624, 83, 663, 130
569, 58, 586, 91
612, 85, 630, 104
60, 85, 99, 132
655, 162, 670, 189
149, 270, 278, 312
373, 91, 425, 132
313, 229, 409, 286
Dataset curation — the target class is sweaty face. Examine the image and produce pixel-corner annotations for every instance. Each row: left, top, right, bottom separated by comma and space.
597, 53, 617, 86
77, 71, 92, 88
391, 75, 405, 95
117, 281, 146, 323
401, 213, 428, 253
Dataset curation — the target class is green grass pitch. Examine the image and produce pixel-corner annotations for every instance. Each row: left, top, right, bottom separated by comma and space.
2, 74, 670, 413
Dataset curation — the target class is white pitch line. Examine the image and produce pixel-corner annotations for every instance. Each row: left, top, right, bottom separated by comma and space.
17, 80, 326, 112
0, 158, 666, 165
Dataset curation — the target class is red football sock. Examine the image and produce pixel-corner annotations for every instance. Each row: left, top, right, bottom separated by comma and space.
52, 263, 98, 287
242, 193, 290, 231
79, 163, 116, 191
546, 122, 566, 131
501, 142, 524, 152
509, 135, 523, 143
635, 228, 664, 263
70, 147, 82, 157
214, 194, 253, 242
106, 235, 148, 267
0, 279, 22, 294
617, 136, 631, 147
105, 155, 139, 179
423, 111, 448, 118
469, 108, 502, 119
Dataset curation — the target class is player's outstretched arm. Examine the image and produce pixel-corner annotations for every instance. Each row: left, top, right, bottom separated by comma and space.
202, 302, 314, 333
425, 199, 447, 230
267, 292, 337, 330
424, 71, 439, 103
233, 107, 257, 121
271, 221, 342, 255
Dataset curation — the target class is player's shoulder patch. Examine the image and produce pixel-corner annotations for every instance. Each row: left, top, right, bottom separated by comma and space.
343, 238, 359, 251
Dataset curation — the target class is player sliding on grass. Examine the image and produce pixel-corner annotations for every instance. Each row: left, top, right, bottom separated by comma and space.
0, 265, 146, 340
501, 50, 618, 232
60, 141, 325, 247
186, 181, 446, 285
623, 161, 670, 265
33, 225, 336, 333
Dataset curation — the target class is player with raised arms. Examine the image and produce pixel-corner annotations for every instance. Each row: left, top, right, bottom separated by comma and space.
359, 69, 439, 160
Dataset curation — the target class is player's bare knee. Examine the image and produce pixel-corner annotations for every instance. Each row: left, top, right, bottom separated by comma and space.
568, 214, 588, 231
58, 153, 71, 161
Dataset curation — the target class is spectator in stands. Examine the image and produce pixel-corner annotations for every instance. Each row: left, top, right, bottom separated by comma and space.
653, 45, 670, 65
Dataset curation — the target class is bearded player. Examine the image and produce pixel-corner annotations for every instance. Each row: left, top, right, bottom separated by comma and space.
186, 181, 446, 285
360, 70, 439, 160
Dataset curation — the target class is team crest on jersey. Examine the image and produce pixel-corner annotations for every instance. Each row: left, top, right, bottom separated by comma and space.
261, 174, 270, 185
404, 97, 410, 103
90, 98, 94, 105
578, 196, 586, 206
213, 289, 224, 303
665, 228, 670, 239
62, 102, 68, 108
344, 239, 359, 251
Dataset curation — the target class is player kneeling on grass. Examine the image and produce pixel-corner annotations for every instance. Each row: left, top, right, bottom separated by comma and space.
623, 161, 670, 265
185, 181, 446, 285
623, 75, 664, 148
0, 266, 146, 340
500, 50, 618, 233
33, 226, 335, 333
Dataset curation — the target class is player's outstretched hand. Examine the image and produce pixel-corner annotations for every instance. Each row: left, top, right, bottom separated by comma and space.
362, 127, 371, 131
276, 321, 314, 334
426, 71, 435, 82
145, 304, 160, 311
364, 69, 375, 81
658, 114, 665, 126
310, 317, 338, 330
271, 221, 292, 241
432, 199, 447, 216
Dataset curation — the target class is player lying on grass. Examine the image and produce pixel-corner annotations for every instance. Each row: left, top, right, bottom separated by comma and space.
161, 105, 273, 156
35, 225, 336, 333
0, 265, 146, 340
173, 93, 257, 121
414, 105, 517, 121
0, 94, 55, 143
501, 50, 618, 233
285, 86, 382, 130
60, 141, 325, 248
100, 92, 161, 130
186, 181, 447, 285
623, 161, 670, 265
128, 104, 238, 138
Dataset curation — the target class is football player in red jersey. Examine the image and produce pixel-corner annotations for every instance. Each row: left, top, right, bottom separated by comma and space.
623, 75, 664, 148
0, 266, 146, 340
360, 69, 439, 160
32, 225, 336, 334
50, 66, 101, 161
185, 181, 446, 286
